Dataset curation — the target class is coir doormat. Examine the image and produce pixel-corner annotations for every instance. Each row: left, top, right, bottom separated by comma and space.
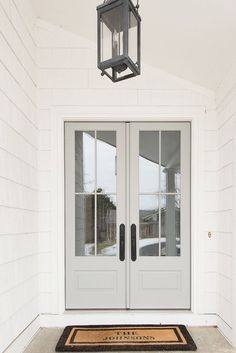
55, 325, 197, 352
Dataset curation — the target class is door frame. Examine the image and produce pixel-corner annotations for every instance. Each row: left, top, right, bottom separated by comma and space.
50, 106, 205, 316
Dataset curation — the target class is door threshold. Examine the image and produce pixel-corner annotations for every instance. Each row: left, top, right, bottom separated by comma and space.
40, 312, 217, 327
64, 309, 192, 313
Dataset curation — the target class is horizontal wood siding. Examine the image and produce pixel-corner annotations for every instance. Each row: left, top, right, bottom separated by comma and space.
0, 0, 38, 351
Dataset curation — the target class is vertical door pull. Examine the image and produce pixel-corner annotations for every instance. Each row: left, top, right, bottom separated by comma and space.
131, 224, 137, 261
119, 224, 125, 261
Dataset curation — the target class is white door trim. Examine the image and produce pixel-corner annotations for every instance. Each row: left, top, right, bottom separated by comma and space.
50, 106, 205, 317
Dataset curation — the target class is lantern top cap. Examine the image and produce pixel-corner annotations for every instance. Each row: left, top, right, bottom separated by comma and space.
97, 0, 141, 19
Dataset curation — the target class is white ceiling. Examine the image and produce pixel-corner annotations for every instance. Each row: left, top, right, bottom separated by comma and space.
32, 0, 236, 90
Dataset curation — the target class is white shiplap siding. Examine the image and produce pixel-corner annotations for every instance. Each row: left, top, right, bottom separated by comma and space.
0, 0, 39, 352
216, 64, 236, 339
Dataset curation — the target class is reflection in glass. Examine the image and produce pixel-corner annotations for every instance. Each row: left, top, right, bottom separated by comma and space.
161, 195, 180, 256
75, 131, 95, 193
139, 196, 159, 256
97, 195, 116, 256
139, 131, 160, 193
161, 131, 181, 193
97, 131, 117, 193
75, 195, 95, 256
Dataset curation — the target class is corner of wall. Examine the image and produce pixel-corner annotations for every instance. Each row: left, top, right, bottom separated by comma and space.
215, 61, 236, 345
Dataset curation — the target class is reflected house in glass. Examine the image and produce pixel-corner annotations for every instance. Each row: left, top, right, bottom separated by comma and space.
139, 206, 180, 256
75, 131, 117, 256
97, 191, 117, 253
139, 131, 181, 257
97, 0, 141, 82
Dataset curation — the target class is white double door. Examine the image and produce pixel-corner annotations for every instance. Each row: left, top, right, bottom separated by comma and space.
65, 122, 191, 309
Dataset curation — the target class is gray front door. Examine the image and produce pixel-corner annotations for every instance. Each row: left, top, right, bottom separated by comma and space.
129, 123, 191, 309
65, 123, 126, 309
65, 122, 191, 309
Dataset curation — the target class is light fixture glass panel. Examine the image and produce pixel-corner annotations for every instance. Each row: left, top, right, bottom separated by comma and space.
128, 9, 138, 65
101, 20, 112, 62
101, 6, 123, 61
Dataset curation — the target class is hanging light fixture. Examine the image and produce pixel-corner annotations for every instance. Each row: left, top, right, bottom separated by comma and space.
97, 0, 141, 82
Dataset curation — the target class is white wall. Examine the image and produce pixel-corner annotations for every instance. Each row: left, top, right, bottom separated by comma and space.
202, 108, 219, 315
0, 0, 39, 352
215, 64, 236, 342
36, 19, 218, 318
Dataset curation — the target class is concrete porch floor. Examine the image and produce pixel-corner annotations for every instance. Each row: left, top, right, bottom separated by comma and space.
24, 327, 236, 353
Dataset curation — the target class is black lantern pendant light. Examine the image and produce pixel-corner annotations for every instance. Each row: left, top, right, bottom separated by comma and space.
97, 0, 141, 82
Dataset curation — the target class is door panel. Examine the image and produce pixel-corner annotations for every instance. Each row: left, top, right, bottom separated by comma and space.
129, 122, 191, 309
65, 123, 126, 309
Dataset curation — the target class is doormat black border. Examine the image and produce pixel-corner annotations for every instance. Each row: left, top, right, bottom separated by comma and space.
55, 324, 197, 352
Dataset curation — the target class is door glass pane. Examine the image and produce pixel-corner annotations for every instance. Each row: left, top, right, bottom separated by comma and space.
139, 131, 160, 193
139, 195, 159, 256
161, 194, 181, 256
161, 131, 181, 193
97, 195, 117, 256
75, 195, 95, 256
75, 131, 95, 193
97, 131, 117, 193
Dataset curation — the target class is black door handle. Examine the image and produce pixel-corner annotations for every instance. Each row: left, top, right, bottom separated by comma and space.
131, 224, 137, 261
119, 224, 125, 261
